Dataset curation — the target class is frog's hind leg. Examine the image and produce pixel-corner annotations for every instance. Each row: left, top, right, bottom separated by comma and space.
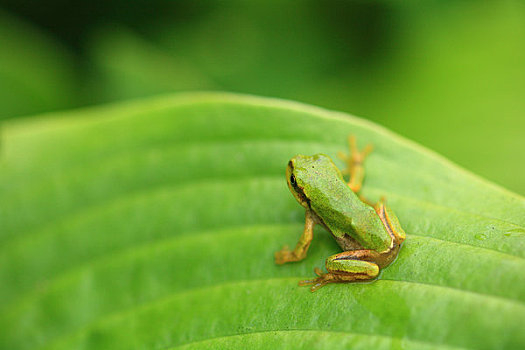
337, 135, 373, 193
299, 250, 380, 292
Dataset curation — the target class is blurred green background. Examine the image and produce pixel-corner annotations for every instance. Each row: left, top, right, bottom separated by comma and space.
0, 0, 523, 194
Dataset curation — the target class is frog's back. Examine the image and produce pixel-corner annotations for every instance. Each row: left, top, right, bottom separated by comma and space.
295, 154, 391, 252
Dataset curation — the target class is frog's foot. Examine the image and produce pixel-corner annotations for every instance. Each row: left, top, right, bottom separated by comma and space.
337, 135, 373, 193
275, 245, 304, 264
298, 267, 337, 292
299, 268, 368, 292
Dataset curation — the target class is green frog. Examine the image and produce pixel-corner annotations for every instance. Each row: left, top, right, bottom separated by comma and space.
275, 136, 405, 291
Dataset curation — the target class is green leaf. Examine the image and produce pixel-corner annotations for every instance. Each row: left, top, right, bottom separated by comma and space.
1, 93, 523, 350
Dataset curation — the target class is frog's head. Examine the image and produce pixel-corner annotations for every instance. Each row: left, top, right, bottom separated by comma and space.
286, 154, 340, 208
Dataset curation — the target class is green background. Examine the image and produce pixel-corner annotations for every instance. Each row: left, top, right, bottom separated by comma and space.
0, 0, 523, 194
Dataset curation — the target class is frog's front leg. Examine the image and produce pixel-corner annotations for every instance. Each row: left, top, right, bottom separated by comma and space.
299, 250, 381, 292
275, 209, 315, 264
338, 135, 373, 193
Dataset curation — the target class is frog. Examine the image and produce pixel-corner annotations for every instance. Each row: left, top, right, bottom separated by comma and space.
275, 136, 406, 292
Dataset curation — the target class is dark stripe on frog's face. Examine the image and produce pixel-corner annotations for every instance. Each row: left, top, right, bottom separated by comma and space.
287, 159, 310, 208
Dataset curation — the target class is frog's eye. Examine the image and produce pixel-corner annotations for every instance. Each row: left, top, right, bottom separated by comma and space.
290, 174, 297, 187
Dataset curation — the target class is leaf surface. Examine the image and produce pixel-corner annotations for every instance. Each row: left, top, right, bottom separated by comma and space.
0, 93, 524, 350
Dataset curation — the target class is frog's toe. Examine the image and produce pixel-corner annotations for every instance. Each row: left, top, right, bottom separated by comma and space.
298, 278, 315, 286
298, 268, 335, 292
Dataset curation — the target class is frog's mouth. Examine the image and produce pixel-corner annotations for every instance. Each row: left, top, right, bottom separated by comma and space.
286, 160, 310, 209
